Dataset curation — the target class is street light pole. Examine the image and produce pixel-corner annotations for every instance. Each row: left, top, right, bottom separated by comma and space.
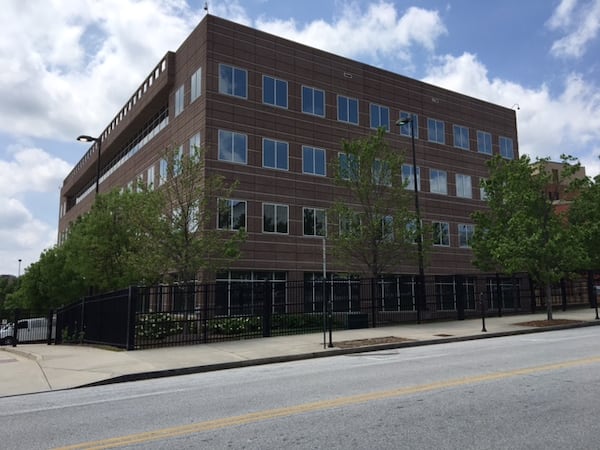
18, 259, 21, 278
76, 135, 102, 196
396, 116, 425, 324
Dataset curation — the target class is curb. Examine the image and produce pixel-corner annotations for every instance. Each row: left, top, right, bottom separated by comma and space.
77, 320, 600, 389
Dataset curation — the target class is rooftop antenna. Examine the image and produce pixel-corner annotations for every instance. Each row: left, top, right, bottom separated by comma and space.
204, 2, 208, 14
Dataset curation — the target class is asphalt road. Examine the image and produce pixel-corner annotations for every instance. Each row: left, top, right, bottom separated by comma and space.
1, 327, 599, 449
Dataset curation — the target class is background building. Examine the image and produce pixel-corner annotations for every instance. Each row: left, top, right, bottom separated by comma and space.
59, 15, 518, 286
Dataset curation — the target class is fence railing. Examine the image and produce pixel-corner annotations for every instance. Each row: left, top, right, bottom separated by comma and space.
47, 271, 599, 350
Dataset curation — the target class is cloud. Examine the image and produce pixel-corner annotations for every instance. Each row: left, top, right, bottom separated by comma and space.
0, 145, 71, 196
547, 0, 600, 58
0, 196, 56, 276
423, 52, 600, 176
254, 2, 446, 67
0, 0, 199, 141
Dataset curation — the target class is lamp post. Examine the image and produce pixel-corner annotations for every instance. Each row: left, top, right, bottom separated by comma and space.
18, 259, 21, 278
396, 116, 425, 324
76, 135, 102, 196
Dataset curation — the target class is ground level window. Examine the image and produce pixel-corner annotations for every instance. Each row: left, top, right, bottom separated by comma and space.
215, 271, 287, 316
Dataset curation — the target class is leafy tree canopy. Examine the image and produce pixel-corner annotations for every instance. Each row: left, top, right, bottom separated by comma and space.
328, 128, 420, 278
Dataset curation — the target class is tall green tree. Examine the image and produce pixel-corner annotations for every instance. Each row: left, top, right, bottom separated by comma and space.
568, 172, 600, 270
64, 188, 163, 292
472, 155, 581, 319
328, 128, 419, 279
144, 145, 246, 282
7, 246, 87, 310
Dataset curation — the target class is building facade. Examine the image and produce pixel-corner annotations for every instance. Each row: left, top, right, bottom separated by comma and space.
59, 15, 518, 289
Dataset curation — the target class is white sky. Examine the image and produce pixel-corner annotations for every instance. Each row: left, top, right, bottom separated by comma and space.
1, 0, 599, 276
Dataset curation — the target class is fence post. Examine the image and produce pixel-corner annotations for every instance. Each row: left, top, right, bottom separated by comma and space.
529, 276, 537, 313
560, 279, 567, 311
46, 309, 53, 345
370, 278, 377, 328
11, 308, 19, 347
495, 273, 503, 317
262, 280, 272, 337
456, 275, 465, 320
203, 284, 209, 343
125, 286, 137, 350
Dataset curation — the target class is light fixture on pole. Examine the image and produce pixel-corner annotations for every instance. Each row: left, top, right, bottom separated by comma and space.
18, 259, 22, 278
76, 135, 102, 196
396, 116, 425, 324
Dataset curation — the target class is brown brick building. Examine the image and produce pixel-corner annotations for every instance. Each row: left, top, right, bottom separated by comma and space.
59, 15, 518, 289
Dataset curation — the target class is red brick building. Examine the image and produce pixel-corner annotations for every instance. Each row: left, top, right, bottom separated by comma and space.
59, 15, 518, 289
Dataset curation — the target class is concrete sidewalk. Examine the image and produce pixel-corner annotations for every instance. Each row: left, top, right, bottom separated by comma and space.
2, 308, 599, 397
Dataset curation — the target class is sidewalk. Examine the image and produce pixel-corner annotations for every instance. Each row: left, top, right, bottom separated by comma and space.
2, 308, 599, 397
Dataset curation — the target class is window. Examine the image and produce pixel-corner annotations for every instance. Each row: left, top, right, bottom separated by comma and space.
263, 203, 288, 234
480, 178, 488, 201
433, 221, 450, 246
173, 146, 183, 177
263, 138, 289, 170
263, 75, 288, 108
303, 208, 326, 237
219, 64, 247, 98
302, 86, 325, 117
458, 224, 474, 248
340, 213, 361, 236
159, 158, 168, 185
402, 164, 421, 191
339, 153, 359, 181
398, 112, 418, 138
430, 169, 447, 195
456, 174, 472, 198
175, 85, 184, 116
188, 203, 200, 233
218, 130, 247, 164
218, 199, 247, 230
499, 136, 514, 159
189, 133, 201, 157
380, 215, 394, 241
453, 125, 469, 150
302, 146, 326, 176
190, 67, 202, 102
337, 95, 359, 124
427, 118, 445, 144
147, 166, 155, 190
370, 103, 390, 131
477, 130, 492, 155
373, 159, 391, 186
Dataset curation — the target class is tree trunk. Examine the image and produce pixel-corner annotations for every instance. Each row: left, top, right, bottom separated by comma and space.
545, 282, 553, 320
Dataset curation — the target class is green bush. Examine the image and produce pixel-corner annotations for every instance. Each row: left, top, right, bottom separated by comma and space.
136, 313, 184, 340
209, 316, 261, 335
273, 314, 323, 330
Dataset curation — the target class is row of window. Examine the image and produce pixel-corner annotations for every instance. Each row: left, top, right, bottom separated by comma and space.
217, 198, 475, 248
216, 129, 487, 199
212, 63, 514, 159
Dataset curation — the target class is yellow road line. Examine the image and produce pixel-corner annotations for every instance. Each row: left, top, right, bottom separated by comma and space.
55, 356, 600, 450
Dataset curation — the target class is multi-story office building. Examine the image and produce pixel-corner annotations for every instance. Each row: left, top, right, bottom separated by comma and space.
59, 14, 518, 289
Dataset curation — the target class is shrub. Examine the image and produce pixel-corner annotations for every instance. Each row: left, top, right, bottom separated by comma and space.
209, 316, 261, 335
136, 313, 184, 340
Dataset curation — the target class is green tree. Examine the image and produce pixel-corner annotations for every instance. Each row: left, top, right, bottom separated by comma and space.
145, 145, 246, 283
472, 155, 581, 319
568, 172, 600, 270
64, 188, 163, 292
7, 246, 87, 310
0, 275, 18, 309
328, 128, 419, 279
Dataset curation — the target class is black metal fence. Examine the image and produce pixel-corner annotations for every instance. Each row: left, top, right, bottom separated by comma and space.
51, 271, 599, 350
